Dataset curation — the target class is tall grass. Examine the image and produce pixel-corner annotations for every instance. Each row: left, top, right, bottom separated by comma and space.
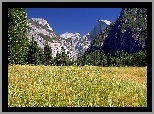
8, 65, 147, 107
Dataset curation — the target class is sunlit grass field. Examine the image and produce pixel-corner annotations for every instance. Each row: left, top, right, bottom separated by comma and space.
8, 65, 147, 107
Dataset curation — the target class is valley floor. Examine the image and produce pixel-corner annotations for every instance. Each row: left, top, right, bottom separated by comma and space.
8, 65, 147, 107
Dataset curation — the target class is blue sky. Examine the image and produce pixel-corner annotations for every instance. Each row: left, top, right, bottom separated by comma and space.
26, 8, 122, 36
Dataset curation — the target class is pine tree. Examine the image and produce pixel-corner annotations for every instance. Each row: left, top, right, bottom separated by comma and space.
102, 54, 107, 67
83, 51, 88, 66
123, 55, 132, 66
60, 47, 66, 66
58, 47, 70, 66
107, 53, 112, 66
89, 51, 95, 66
94, 50, 101, 66
8, 8, 29, 65
100, 51, 107, 66
37, 47, 44, 65
131, 51, 147, 67
27, 37, 39, 65
44, 42, 53, 66
114, 51, 122, 66
55, 51, 61, 66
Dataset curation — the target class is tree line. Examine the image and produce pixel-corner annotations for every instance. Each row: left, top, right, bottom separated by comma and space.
27, 37, 72, 66
77, 50, 147, 67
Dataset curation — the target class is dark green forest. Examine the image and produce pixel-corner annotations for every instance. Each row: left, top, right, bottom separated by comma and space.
8, 8, 147, 67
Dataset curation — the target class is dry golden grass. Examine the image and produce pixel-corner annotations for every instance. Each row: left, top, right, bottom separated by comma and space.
98, 67, 147, 86
8, 65, 147, 107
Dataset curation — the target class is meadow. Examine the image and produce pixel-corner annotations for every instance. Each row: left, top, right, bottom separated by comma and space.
8, 65, 147, 107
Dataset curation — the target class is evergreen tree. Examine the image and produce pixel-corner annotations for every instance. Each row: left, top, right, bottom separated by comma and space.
89, 51, 95, 66
44, 42, 53, 65
83, 51, 89, 66
54, 51, 60, 66
37, 47, 44, 65
100, 51, 107, 67
114, 50, 125, 66
27, 37, 39, 65
60, 47, 67, 66
123, 55, 132, 66
76, 55, 83, 66
94, 50, 101, 66
107, 53, 112, 66
85, 54, 92, 66
111, 56, 116, 67
66, 51, 70, 66
8, 8, 29, 65
131, 51, 147, 67
103, 55, 108, 67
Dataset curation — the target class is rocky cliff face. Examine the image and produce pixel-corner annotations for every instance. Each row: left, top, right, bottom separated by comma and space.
88, 20, 111, 42
60, 32, 84, 60
28, 18, 111, 60
59, 20, 111, 57
89, 8, 147, 55
28, 18, 76, 60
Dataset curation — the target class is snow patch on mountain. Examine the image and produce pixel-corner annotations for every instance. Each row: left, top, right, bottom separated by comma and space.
99, 20, 112, 25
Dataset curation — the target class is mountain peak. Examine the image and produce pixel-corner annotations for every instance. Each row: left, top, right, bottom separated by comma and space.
86, 19, 111, 42
29, 18, 53, 31
60, 32, 81, 39
98, 20, 112, 25
31, 18, 46, 22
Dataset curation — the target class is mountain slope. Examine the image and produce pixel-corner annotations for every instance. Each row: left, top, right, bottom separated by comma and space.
59, 20, 111, 57
88, 8, 147, 55
28, 18, 76, 60
88, 20, 111, 42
